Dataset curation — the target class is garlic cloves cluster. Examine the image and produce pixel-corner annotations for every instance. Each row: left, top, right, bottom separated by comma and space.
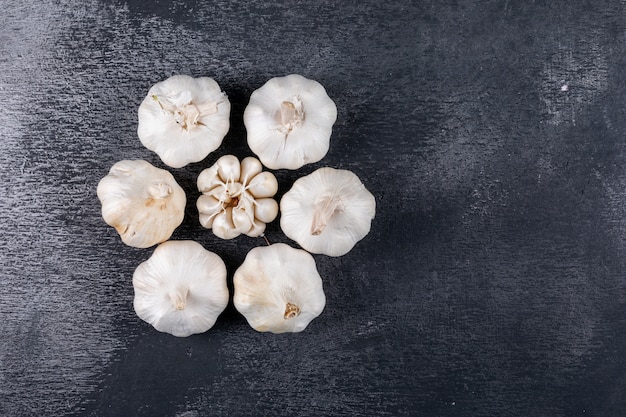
280, 167, 376, 256
133, 240, 229, 337
233, 243, 326, 333
244, 74, 337, 170
197, 155, 279, 239
97, 160, 186, 248
138, 75, 231, 168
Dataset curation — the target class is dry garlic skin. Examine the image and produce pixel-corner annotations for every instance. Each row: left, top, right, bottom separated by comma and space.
133, 240, 228, 337
97, 160, 186, 248
233, 243, 325, 334
280, 167, 376, 257
244, 74, 337, 170
138, 75, 231, 168
197, 155, 279, 239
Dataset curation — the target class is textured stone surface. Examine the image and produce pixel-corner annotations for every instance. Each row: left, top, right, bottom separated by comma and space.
1, 0, 625, 416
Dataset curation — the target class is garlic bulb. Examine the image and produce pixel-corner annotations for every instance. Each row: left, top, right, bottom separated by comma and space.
197, 155, 279, 239
133, 240, 228, 337
138, 75, 231, 168
97, 160, 186, 248
280, 167, 376, 256
243, 74, 337, 170
233, 243, 325, 333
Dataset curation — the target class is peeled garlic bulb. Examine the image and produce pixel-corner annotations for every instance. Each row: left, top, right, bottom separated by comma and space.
280, 167, 376, 256
233, 243, 326, 333
97, 160, 186, 248
243, 74, 337, 170
133, 240, 228, 337
197, 155, 279, 239
138, 75, 231, 168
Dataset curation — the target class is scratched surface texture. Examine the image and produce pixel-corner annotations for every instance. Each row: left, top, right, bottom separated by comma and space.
1, 0, 625, 416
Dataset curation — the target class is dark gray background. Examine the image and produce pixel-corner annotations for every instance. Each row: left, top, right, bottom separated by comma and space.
1, 0, 625, 416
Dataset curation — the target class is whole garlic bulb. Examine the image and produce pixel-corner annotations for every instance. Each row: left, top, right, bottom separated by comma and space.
97, 160, 186, 248
133, 240, 228, 337
233, 243, 326, 334
197, 155, 279, 239
280, 167, 376, 257
243, 74, 337, 170
138, 75, 231, 168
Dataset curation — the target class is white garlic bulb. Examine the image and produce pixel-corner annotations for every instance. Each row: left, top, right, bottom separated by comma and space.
280, 167, 376, 257
97, 160, 186, 248
197, 155, 279, 239
243, 74, 337, 170
137, 75, 231, 168
233, 243, 325, 334
133, 240, 228, 337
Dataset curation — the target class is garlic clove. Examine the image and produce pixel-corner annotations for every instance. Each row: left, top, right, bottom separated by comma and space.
97, 160, 186, 248
137, 75, 230, 168
233, 243, 325, 333
232, 206, 254, 234
215, 154, 241, 183
246, 218, 266, 237
253, 198, 279, 223
133, 240, 228, 337
199, 212, 218, 229
212, 208, 240, 239
239, 156, 263, 185
197, 164, 222, 193
244, 74, 337, 170
196, 194, 222, 217
246, 171, 279, 198
280, 167, 376, 256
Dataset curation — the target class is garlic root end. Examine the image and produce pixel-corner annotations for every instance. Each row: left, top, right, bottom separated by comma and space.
284, 302, 301, 320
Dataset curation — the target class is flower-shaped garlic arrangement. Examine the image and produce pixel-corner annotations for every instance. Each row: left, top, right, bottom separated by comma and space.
234, 243, 326, 333
138, 75, 231, 168
97, 160, 186, 248
197, 155, 279, 239
133, 240, 229, 337
280, 167, 376, 256
244, 74, 337, 170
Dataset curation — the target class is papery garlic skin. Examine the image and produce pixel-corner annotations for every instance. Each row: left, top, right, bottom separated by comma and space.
244, 74, 337, 170
138, 75, 231, 168
280, 167, 376, 257
133, 240, 228, 337
233, 243, 325, 334
197, 155, 279, 239
97, 160, 186, 248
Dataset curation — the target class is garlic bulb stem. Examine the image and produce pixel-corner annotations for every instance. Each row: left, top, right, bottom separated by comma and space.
148, 183, 172, 200
171, 287, 189, 311
283, 302, 301, 320
153, 94, 220, 131
173, 104, 199, 129
310, 194, 344, 235
278, 97, 304, 135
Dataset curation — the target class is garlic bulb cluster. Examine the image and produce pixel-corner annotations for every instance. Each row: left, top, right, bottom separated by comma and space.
244, 74, 337, 170
280, 167, 376, 257
233, 243, 325, 334
138, 75, 231, 168
133, 240, 228, 337
97, 160, 186, 248
197, 155, 279, 239
97, 73, 376, 337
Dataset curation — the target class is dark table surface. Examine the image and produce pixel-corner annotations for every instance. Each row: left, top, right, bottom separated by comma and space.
2, 0, 626, 416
